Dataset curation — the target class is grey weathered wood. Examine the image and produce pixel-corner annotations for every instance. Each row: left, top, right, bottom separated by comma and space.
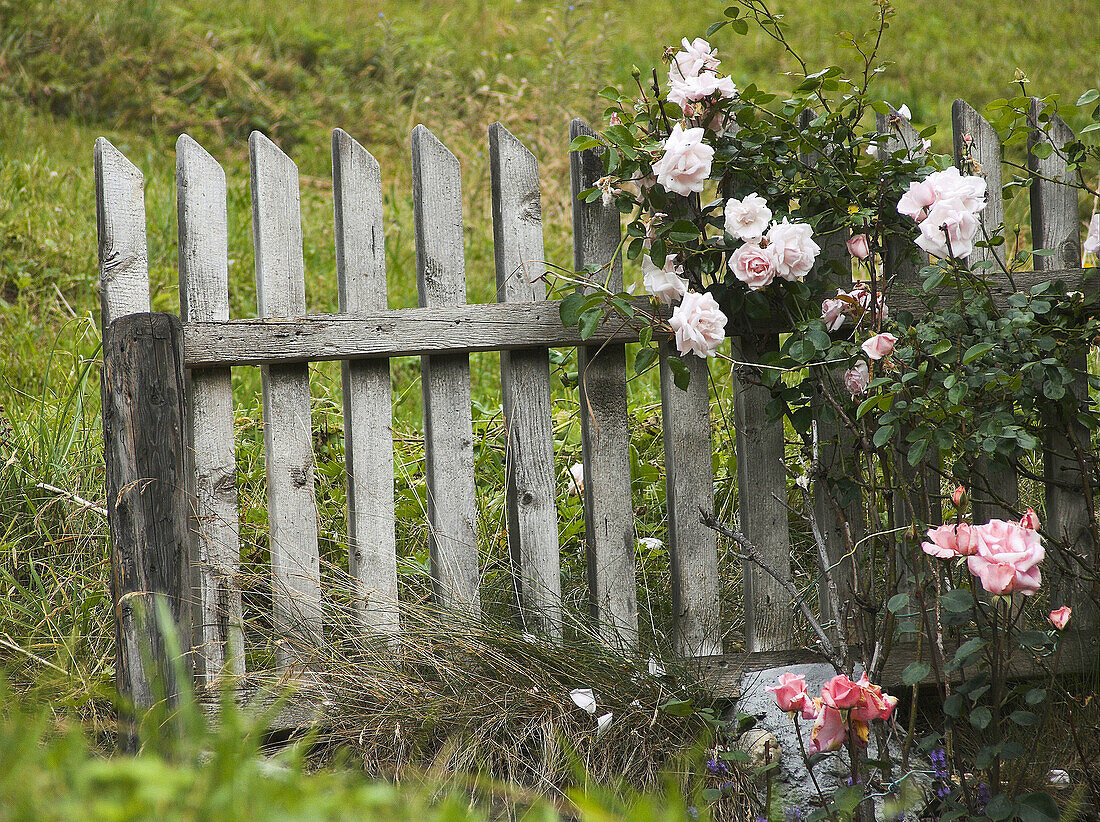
181, 268, 1093, 369
103, 313, 194, 742
332, 129, 399, 636
570, 119, 638, 649
799, 109, 861, 634
176, 134, 245, 682
1028, 101, 1097, 664
732, 334, 793, 652
94, 138, 150, 328
877, 107, 941, 583
411, 125, 481, 613
952, 100, 1020, 522
660, 347, 721, 656
249, 131, 323, 668
489, 123, 561, 638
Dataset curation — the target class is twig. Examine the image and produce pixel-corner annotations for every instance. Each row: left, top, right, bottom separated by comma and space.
34, 482, 107, 518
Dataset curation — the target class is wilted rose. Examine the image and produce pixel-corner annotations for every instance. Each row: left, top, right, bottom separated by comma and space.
844, 361, 870, 397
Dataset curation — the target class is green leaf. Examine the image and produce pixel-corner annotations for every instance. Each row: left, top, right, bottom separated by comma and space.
1017, 792, 1060, 822
940, 588, 974, 613
659, 698, 694, 716
873, 424, 895, 449
568, 135, 602, 152
638, 325, 652, 347
559, 292, 586, 327
907, 437, 930, 467
970, 706, 992, 729
931, 339, 952, 357
902, 661, 930, 686
962, 342, 994, 364
1076, 89, 1099, 107
668, 355, 690, 390
985, 794, 1014, 822
666, 219, 700, 243
943, 693, 965, 717
953, 637, 985, 665
634, 346, 658, 375
1009, 709, 1038, 726
578, 307, 602, 340
831, 785, 865, 815
887, 593, 909, 614
1024, 687, 1047, 706
705, 20, 729, 36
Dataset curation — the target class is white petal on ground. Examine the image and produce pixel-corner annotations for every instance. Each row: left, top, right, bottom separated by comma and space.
570, 687, 597, 714
596, 712, 613, 736
648, 656, 666, 677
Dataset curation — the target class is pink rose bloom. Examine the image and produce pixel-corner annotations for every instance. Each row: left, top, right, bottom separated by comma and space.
849, 283, 888, 323
808, 702, 848, 754
897, 178, 938, 222
642, 255, 688, 305
1020, 508, 1040, 530
820, 674, 863, 710
967, 518, 1045, 595
768, 673, 809, 713
729, 242, 777, 291
927, 166, 987, 215
844, 361, 869, 397
922, 522, 980, 558
1049, 606, 1072, 630
670, 290, 728, 358
952, 485, 967, 508
861, 332, 897, 361
652, 124, 714, 196
916, 198, 980, 258
668, 37, 720, 80
766, 218, 821, 281
852, 673, 898, 723
846, 233, 871, 260
724, 193, 772, 241
822, 295, 846, 331
668, 72, 737, 107
1085, 214, 1100, 256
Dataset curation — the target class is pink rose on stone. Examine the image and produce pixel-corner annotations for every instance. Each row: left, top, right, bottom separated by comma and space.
767, 672, 809, 714
766, 218, 821, 282
724, 192, 772, 241
729, 242, 777, 290
669, 290, 728, 358
820, 674, 863, 710
652, 124, 714, 196
861, 332, 897, 361
808, 702, 848, 754
967, 518, 1045, 595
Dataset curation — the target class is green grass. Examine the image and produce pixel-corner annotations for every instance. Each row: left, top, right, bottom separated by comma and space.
1, 0, 1098, 815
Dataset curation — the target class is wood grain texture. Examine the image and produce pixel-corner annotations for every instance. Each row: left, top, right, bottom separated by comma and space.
103, 313, 194, 742
332, 128, 399, 637
411, 125, 481, 613
877, 107, 941, 587
952, 100, 1021, 523
732, 334, 793, 652
660, 346, 721, 656
570, 119, 638, 650
1028, 102, 1097, 664
176, 134, 245, 682
489, 123, 561, 638
181, 268, 1093, 369
94, 138, 150, 328
250, 131, 323, 668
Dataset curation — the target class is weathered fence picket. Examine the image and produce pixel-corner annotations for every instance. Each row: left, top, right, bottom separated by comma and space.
177, 134, 245, 681
250, 132, 324, 668
569, 119, 639, 649
333, 128, 400, 637
94, 103, 1097, 727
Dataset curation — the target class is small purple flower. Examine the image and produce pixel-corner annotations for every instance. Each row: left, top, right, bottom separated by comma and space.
687, 807, 699, 820
785, 809, 805, 822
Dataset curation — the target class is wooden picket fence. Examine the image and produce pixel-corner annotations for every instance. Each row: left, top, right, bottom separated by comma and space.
96, 99, 1097, 724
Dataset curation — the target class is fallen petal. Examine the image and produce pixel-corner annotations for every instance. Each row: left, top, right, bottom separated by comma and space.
570, 687, 597, 714
597, 712, 613, 735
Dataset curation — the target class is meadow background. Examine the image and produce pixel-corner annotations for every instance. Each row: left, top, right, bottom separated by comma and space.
2, 2, 1098, 819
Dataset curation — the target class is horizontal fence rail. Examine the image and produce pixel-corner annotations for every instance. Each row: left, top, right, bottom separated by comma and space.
95, 100, 1099, 723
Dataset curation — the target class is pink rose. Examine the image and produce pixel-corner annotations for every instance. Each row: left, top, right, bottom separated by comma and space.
668, 72, 737, 107
916, 198, 980, 259
820, 674, 863, 710
567, 463, 584, 496
729, 242, 777, 291
852, 673, 898, 723
652, 124, 714, 196
844, 361, 869, 397
952, 485, 967, 508
642, 255, 688, 305
808, 702, 848, 754
926, 166, 987, 215
1019, 508, 1040, 530
897, 178, 938, 222
1049, 606, 1072, 630
922, 522, 980, 558
967, 518, 1045, 595
768, 673, 809, 713
724, 193, 772, 242
765, 218, 821, 282
846, 233, 871, 260
1085, 214, 1100, 256
669, 290, 728, 358
668, 37, 720, 80
849, 283, 888, 323
861, 332, 897, 361
822, 296, 846, 331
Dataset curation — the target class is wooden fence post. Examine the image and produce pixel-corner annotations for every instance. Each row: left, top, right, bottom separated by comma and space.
103, 312, 195, 738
